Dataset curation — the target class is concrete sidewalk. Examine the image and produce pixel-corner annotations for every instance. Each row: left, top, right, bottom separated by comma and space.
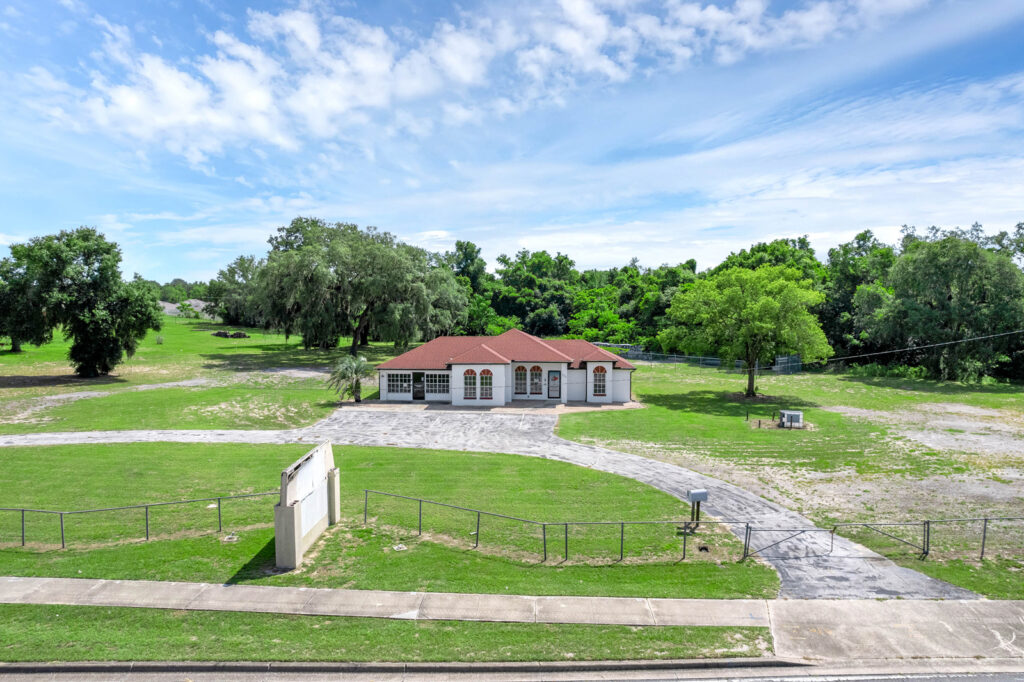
2, 576, 1023, 661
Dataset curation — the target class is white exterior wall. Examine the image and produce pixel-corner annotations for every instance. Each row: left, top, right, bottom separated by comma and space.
377, 370, 412, 401
451, 364, 508, 406
377, 370, 451, 402
612, 369, 633, 402
586, 361, 614, 404
508, 362, 568, 403
566, 369, 587, 401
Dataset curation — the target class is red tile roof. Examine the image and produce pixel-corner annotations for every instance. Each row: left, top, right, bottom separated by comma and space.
376, 329, 635, 370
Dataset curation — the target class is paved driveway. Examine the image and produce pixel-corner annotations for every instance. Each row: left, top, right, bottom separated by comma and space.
0, 408, 975, 600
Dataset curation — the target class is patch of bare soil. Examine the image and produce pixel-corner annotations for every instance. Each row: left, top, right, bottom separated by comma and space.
262, 367, 331, 379
590, 438, 1023, 527
824, 402, 1024, 460
185, 397, 307, 425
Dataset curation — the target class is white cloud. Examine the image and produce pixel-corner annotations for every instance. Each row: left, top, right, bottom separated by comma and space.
19, 0, 941, 164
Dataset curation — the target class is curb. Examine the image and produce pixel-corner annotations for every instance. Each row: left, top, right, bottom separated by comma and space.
0, 657, 807, 675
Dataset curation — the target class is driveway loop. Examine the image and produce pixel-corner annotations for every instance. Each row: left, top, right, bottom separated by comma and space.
0, 409, 977, 599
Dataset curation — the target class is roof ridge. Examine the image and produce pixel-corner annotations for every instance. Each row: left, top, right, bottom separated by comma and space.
477, 342, 511, 363
500, 328, 572, 362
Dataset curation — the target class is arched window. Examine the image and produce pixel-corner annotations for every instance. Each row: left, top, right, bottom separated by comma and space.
480, 369, 493, 400
530, 366, 543, 395
514, 366, 527, 395
592, 365, 607, 397
463, 369, 477, 400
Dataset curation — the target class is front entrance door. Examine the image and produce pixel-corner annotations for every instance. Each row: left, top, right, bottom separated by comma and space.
547, 370, 561, 399
412, 372, 425, 400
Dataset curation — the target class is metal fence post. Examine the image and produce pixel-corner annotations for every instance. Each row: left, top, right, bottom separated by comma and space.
742, 523, 750, 560
980, 518, 989, 561
620, 522, 625, 561
363, 490, 368, 524
217, 498, 222, 532
59, 512, 65, 549
923, 520, 930, 557
542, 523, 547, 561
564, 523, 569, 561
21, 509, 26, 547
145, 505, 150, 541
683, 531, 687, 560
418, 499, 423, 536
474, 511, 480, 548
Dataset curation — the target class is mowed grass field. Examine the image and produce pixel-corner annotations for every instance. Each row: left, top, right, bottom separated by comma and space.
0, 604, 769, 663
0, 443, 778, 600
559, 363, 1024, 598
0, 316, 395, 433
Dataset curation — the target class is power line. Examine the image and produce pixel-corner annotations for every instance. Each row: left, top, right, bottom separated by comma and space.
816, 328, 1024, 365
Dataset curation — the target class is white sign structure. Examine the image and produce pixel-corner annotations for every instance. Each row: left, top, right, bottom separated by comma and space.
274, 441, 340, 569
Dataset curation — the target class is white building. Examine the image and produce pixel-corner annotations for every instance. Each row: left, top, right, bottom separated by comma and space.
376, 328, 635, 406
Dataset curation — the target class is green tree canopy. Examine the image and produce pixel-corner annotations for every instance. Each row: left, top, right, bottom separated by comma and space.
205, 255, 264, 326
820, 230, 896, 357
9, 228, 162, 377
257, 217, 467, 354
853, 235, 1024, 381
711, 236, 825, 284
661, 266, 832, 396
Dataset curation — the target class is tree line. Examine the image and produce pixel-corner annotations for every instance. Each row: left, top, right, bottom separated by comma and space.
3, 218, 1023, 383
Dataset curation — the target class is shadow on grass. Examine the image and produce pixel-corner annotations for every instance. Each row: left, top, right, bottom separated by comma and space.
226, 536, 278, 584
200, 345, 403, 373
834, 373, 1024, 398
0, 374, 127, 389
639, 389, 823, 418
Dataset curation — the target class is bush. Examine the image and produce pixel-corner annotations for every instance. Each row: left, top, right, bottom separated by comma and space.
843, 363, 929, 379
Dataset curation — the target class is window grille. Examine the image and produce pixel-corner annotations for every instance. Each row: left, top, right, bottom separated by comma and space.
425, 373, 450, 394
387, 373, 412, 394
480, 369, 493, 399
592, 366, 607, 396
530, 366, 543, 394
463, 369, 477, 400
514, 366, 527, 394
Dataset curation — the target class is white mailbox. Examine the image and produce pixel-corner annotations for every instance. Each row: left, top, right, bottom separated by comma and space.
687, 489, 708, 503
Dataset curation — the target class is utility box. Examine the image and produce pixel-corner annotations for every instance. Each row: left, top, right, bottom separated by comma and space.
779, 410, 804, 428
687, 489, 708, 503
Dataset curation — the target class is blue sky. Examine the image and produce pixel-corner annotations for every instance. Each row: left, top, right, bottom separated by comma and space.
1, 0, 1023, 282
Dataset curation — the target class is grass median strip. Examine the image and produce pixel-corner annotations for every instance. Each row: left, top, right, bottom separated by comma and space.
0, 604, 771, 662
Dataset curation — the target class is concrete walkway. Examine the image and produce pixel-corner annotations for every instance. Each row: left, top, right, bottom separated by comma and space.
0, 409, 975, 600
2, 577, 1022, 662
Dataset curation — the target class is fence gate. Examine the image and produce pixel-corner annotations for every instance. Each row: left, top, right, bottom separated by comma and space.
743, 527, 835, 559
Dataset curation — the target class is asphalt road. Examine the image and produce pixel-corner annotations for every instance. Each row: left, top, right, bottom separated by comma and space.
0, 668, 1022, 681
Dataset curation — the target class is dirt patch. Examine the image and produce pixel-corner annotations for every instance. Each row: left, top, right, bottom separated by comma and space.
824, 402, 1024, 461
583, 436, 1024, 529
262, 367, 331, 379
185, 397, 307, 426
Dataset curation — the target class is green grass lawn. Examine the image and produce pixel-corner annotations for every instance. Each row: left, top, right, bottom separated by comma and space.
557, 363, 1023, 476
558, 363, 1024, 598
0, 443, 778, 599
0, 316, 392, 432
0, 604, 770, 662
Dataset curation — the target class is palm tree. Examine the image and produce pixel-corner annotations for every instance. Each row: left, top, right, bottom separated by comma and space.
327, 355, 375, 403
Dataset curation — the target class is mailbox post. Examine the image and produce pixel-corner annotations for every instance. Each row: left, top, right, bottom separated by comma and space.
686, 488, 708, 530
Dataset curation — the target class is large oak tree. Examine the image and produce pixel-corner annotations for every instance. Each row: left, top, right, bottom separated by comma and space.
660, 265, 832, 396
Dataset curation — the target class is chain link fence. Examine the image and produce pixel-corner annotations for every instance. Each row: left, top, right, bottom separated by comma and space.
363, 490, 745, 564
0, 492, 277, 549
